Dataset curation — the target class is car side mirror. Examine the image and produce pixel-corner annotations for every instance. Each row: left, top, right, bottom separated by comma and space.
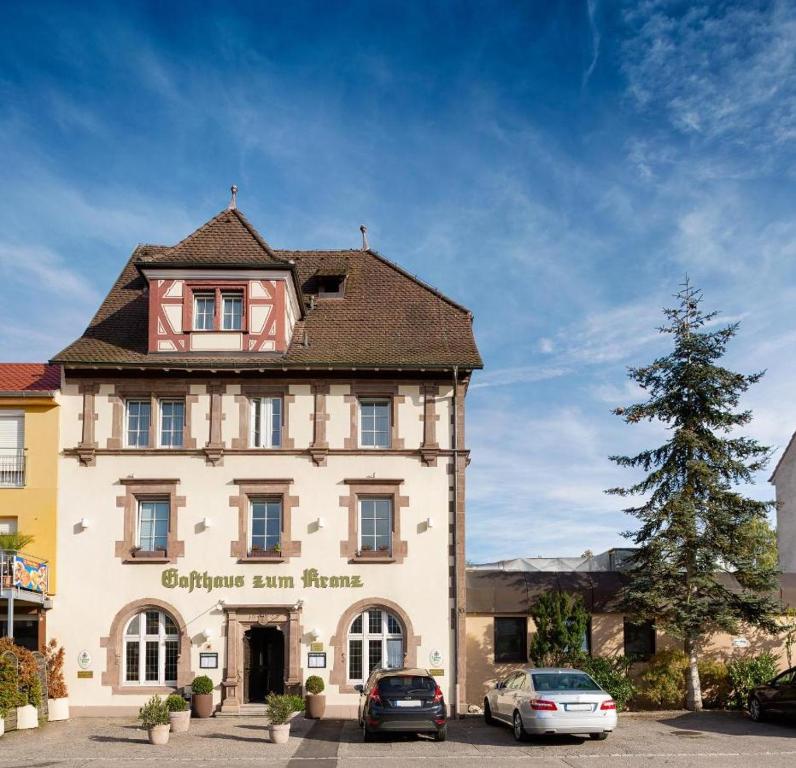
354, 684, 364, 693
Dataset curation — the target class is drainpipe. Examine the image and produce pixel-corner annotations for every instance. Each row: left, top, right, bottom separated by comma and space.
452, 366, 460, 716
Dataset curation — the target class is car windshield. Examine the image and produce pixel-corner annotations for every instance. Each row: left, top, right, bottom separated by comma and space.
378, 676, 436, 695
531, 673, 601, 692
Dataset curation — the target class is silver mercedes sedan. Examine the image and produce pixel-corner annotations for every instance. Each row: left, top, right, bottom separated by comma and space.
483, 667, 617, 741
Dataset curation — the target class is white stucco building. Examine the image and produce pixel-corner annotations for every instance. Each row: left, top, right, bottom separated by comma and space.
771, 433, 796, 573
49, 199, 481, 716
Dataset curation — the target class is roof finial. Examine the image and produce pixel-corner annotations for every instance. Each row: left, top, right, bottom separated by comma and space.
360, 224, 369, 250
228, 184, 238, 211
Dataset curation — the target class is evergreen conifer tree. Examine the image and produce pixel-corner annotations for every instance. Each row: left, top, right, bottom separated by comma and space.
529, 591, 589, 666
608, 280, 779, 711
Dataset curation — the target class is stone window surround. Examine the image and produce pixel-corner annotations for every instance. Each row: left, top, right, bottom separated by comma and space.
343, 383, 405, 450
183, 281, 249, 334
114, 479, 186, 564
339, 479, 408, 564
100, 597, 194, 695
232, 385, 295, 449
229, 478, 301, 562
107, 382, 198, 450
329, 597, 421, 694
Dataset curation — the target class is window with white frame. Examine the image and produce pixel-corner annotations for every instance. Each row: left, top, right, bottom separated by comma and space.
123, 609, 179, 686
159, 400, 185, 447
250, 397, 282, 448
249, 498, 282, 553
0, 411, 24, 487
347, 608, 404, 682
359, 399, 390, 448
358, 497, 392, 554
126, 400, 151, 447
137, 499, 169, 552
193, 294, 215, 330
222, 293, 243, 330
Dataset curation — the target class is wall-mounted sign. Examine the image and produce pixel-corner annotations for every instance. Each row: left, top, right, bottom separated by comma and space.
310, 642, 324, 652
429, 668, 444, 677
429, 649, 443, 667
732, 636, 749, 648
161, 568, 364, 594
77, 650, 92, 670
77, 670, 93, 679
200, 653, 219, 669
308, 653, 326, 669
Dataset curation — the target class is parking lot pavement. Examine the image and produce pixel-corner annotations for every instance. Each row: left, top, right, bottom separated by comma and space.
0, 712, 795, 768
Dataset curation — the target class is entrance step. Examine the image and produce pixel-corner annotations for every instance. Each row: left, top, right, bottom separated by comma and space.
217, 703, 268, 717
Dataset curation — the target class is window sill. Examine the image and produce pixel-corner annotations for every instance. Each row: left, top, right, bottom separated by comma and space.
126, 550, 170, 563
112, 685, 177, 695
243, 552, 285, 563
350, 555, 395, 564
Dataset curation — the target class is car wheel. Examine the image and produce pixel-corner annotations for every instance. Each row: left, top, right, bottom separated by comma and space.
749, 696, 766, 723
484, 699, 495, 725
513, 711, 528, 742
589, 732, 608, 741
434, 725, 448, 742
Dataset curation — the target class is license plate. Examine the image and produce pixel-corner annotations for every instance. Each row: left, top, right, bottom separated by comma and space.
395, 700, 421, 708
565, 703, 593, 711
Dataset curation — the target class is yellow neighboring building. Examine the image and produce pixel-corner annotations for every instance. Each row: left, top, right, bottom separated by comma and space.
0, 363, 60, 650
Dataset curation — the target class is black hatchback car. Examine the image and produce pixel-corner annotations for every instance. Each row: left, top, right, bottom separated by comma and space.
355, 667, 447, 741
749, 667, 796, 722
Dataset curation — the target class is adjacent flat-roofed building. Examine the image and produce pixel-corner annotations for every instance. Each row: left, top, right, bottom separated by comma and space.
50, 198, 481, 716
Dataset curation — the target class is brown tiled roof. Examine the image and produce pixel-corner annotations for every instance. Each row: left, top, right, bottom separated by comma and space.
52, 209, 482, 370
0, 364, 60, 393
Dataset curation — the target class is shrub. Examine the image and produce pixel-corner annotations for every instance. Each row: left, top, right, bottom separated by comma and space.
637, 649, 688, 709
266, 693, 303, 725
698, 658, 731, 709
0, 653, 25, 717
305, 675, 325, 695
570, 653, 636, 711
43, 639, 68, 700
727, 653, 779, 709
139, 695, 170, 728
165, 694, 188, 712
0, 638, 41, 707
190, 675, 214, 695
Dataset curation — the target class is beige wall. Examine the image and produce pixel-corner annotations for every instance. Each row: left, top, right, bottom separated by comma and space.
52, 377, 459, 713
773, 442, 796, 572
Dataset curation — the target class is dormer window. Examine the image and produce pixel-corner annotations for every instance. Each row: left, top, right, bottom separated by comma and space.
222, 293, 243, 330
317, 275, 345, 298
194, 294, 215, 330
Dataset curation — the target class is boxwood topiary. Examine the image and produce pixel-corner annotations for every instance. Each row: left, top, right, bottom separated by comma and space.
191, 675, 214, 695
305, 675, 325, 695
165, 693, 188, 712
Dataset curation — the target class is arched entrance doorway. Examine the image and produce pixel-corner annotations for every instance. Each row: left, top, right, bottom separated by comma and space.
243, 626, 284, 702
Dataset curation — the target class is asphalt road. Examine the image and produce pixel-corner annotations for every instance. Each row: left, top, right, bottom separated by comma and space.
1, 711, 795, 767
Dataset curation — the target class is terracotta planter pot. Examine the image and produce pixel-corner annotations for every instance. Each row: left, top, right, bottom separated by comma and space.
305, 694, 326, 719
147, 724, 170, 745
169, 709, 190, 733
269, 722, 291, 744
48, 697, 70, 722
192, 693, 213, 718
16, 705, 38, 730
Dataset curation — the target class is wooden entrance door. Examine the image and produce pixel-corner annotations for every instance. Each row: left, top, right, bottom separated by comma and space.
245, 626, 285, 703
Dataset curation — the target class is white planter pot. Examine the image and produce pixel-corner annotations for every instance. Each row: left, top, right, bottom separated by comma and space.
147, 724, 170, 745
48, 698, 70, 722
169, 709, 190, 733
0, 716, 4, 737
269, 723, 291, 744
16, 705, 38, 730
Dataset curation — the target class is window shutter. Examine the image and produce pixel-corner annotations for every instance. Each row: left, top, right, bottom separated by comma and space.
0, 414, 23, 450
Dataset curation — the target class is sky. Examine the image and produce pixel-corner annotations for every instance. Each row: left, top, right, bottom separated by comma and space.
2, 0, 796, 562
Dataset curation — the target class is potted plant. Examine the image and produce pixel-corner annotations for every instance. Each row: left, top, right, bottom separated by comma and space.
44, 639, 69, 721
265, 692, 302, 744
0, 638, 41, 730
139, 695, 170, 745
166, 693, 190, 733
190, 675, 214, 718
304, 676, 326, 719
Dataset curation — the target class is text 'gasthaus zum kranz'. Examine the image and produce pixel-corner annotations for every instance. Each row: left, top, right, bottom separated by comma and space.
161, 568, 364, 593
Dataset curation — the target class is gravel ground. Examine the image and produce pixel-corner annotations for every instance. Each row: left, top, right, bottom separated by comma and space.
1, 711, 795, 768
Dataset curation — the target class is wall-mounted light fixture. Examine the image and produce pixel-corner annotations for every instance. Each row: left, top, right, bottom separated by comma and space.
202, 517, 212, 529
309, 627, 321, 641
78, 518, 90, 530
316, 517, 326, 529
201, 627, 214, 642
426, 517, 434, 529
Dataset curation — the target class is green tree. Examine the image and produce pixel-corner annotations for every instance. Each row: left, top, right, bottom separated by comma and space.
608, 280, 779, 711
529, 591, 589, 666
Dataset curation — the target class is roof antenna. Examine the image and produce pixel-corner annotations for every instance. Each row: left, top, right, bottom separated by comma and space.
228, 185, 238, 211
360, 224, 369, 251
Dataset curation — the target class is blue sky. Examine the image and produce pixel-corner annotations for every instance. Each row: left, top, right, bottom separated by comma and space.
2, 1, 796, 562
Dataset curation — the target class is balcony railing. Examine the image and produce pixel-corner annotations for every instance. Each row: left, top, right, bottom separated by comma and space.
0, 549, 49, 594
0, 449, 25, 488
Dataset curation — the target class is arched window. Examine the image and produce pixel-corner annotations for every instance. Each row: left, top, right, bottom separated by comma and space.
123, 609, 179, 686
347, 608, 404, 682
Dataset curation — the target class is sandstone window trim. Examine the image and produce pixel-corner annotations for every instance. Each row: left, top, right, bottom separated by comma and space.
344, 383, 405, 450
339, 479, 408, 564
114, 479, 185, 564
232, 385, 295, 450
229, 478, 300, 562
